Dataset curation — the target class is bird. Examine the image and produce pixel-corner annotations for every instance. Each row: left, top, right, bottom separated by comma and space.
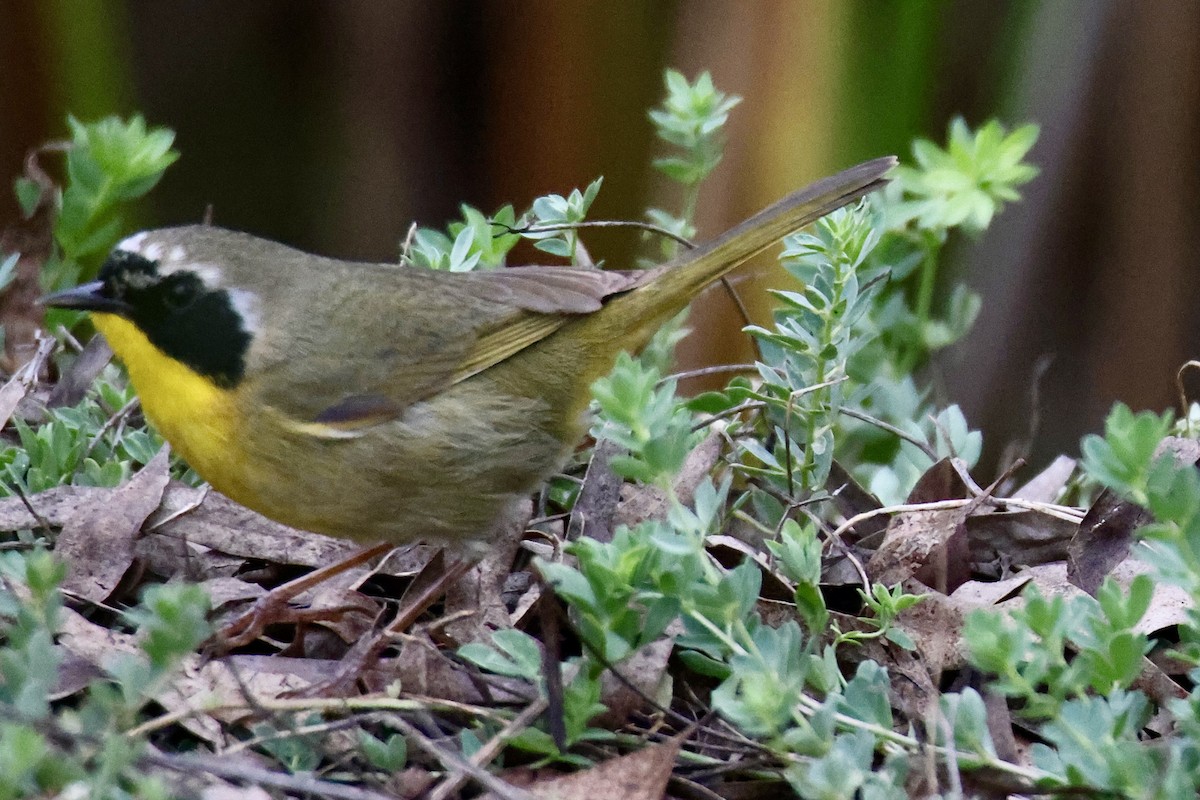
42, 158, 894, 558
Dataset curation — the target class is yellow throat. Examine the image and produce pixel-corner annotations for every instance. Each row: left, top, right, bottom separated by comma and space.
92, 312, 240, 484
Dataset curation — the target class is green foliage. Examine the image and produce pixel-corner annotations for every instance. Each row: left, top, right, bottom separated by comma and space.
0, 370, 192, 498
406, 180, 601, 271
649, 70, 741, 189
36, 115, 178, 296
964, 577, 1153, 720
891, 118, 1039, 234
1083, 403, 1200, 665
590, 352, 699, 486
522, 178, 604, 260
741, 202, 882, 494
406, 204, 520, 272
0, 551, 210, 799
1080, 403, 1173, 505
357, 729, 408, 772
17, 76, 1178, 796
460, 629, 611, 765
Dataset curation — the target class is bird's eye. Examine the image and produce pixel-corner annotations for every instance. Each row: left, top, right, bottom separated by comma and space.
163, 280, 198, 310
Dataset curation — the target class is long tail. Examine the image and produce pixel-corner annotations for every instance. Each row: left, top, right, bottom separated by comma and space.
613, 155, 897, 335
497, 156, 897, 424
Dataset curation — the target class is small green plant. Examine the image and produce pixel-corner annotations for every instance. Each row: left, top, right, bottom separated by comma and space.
589, 352, 699, 487
0, 370, 196, 498
28, 115, 178, 299
0, 550, 210, 799
405, 179, 602, 271
645, 69, 741, 261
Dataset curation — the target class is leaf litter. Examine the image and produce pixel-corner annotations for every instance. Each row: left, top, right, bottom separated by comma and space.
3, 405, 1193, 799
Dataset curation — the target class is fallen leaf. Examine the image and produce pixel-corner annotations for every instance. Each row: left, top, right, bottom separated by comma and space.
950, 574, 1033, 608
1010, 455, 1076, 503
966, 509, 1075, 576
57, 446, 171, 602
614, 430, 723, 530
906, 458, 970, 504
46, 336, 114, 408
597, 637, 674, 726
894, 580, 967, 675
503, 735, 682, 800
0, 332, 54, 429
444, 499, 529, 645
828, 459, 885, 544
1066, 489, 1150, 596
867, 506, 969, 590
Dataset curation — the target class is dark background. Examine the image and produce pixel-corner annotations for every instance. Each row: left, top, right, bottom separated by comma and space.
2, 1, 1199, 477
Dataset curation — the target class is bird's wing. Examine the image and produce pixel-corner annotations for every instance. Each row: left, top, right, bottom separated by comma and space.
249, 265, 638, 437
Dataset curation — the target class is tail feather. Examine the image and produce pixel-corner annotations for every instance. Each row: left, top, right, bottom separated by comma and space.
618, 155, 897, 330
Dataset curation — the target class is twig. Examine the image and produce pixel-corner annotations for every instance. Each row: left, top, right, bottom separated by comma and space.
425, 697, 550, 800
828, 498, 974, 543
838, 406, 937, 460
498, 219, 696, 250
83, 395, 141, 462
1177, 360, 1200, 416
692, 399, 764, 431
662, 363, 758, 384
387, 714, 538, 800
140, 749, 397, 800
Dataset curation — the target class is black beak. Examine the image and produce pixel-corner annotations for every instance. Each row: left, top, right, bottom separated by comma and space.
39, 281, 131, 315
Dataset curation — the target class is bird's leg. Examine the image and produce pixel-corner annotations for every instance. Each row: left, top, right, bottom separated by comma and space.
210, 541, 393, 651
301, 552, 477, 697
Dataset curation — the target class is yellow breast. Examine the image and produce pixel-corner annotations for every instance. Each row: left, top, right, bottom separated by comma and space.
92, 313, 245, 496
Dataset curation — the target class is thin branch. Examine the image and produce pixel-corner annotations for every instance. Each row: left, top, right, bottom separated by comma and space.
387, 714, 538, 800
498, 219, 696, 250
838, 406, 937, 460
140, 749, 397, 800
661, 363, 759, 385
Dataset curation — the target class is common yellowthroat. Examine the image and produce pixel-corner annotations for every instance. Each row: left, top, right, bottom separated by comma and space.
43, 158, 894, 551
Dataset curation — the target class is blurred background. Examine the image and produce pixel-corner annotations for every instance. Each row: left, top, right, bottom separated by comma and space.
1, 0, 1199, 477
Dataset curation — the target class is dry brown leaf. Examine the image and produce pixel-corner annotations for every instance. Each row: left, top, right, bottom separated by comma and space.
444, 498, 529, 645
288, 586, 381, 658
144, 484, 365, 567
57, 446, 171, 602
614, 430, 723, 530
375, 634, 533, 702
199, 577, 267, 611
906, 458, 970, 504
1009, 455, 1076, 503
1066, 489, 1150, 596
0, 484, 106, 530
46, 336, 114, 408
135, 534, 246, 583
990, 560, 1192, 636
893, 580, 967, 675
833, 610, 939, 723
950, 574, 1033, 608
827, 458, 885, 544
966, 510, 1075, 577
597, 637, 674, 727
502, 735, 682, 800
867, 506, 969, 591
51, 648, 106, 700
982, 688, 1021, 765
0, 332, 54, 429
